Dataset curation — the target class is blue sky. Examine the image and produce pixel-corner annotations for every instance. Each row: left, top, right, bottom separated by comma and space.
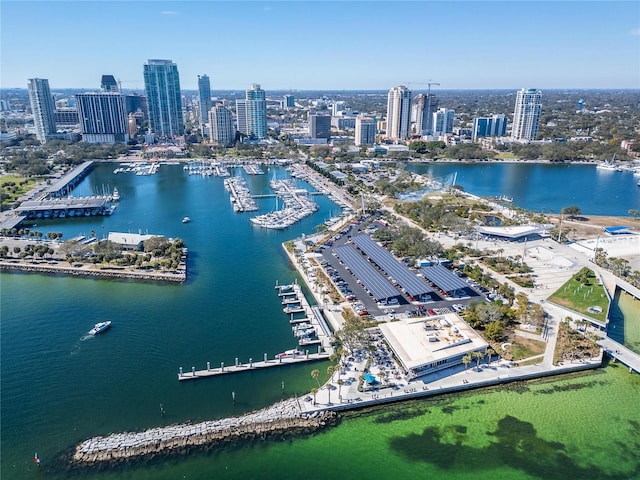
1, 1, 639, 90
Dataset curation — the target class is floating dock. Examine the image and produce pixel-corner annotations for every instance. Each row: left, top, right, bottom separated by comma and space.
177, 350, 330, 381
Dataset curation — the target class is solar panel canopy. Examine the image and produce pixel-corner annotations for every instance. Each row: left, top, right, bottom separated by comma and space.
351, 235, 433, 297
333, 245, 399, 301
420, 264, 469, 293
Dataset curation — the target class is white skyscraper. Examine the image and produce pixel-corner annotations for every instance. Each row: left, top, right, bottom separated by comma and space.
433, 108, 455, 136
209, 105, 235, 147
386, 85, 412, 141
512, 88, 542, 140
27, 78, 57, 143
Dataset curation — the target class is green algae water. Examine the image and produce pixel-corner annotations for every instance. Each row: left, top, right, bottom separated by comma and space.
2, 163, 640, 479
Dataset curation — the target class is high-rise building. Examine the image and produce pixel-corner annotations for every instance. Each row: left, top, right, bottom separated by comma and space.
309, 114, 331, 139
209, 105, 235, 147
235, 99, 247, 135
198, 74, 212, 124
76, 92, 129, 144
413, 93, 438, 135
27, 78, 57, 143
472, 114, 508, 142
511, 88, 542, 140
143, 59, 184, 138
245, 83, 267, 139
433, 108, 455, 136
283, 94, 295, 109
386, 85, 412, 141
101, 75, 119, 93
355, 116, 376, 146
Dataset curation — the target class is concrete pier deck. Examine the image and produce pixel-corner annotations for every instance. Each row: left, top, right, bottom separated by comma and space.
178, 351, 330, 381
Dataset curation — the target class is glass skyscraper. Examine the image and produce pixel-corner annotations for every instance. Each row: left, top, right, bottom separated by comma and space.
198, 74, 212, 124
143, 59, 184, 138
245, 84, 267, 139
27, 78, 57, 143
512, 88, 542, 140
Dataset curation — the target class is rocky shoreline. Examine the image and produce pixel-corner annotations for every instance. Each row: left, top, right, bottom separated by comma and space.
66, 399, 338, 469
0, 260, 186, 283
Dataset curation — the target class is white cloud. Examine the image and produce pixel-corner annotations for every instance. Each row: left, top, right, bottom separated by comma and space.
160, 10, 178, 15
631, 28, 640, 36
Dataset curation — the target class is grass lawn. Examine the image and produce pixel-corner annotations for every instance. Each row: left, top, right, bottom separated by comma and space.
547, 269, 609, 322
494, 152, 519, 160
509, 336, 546, 361
1, 175, 37, 209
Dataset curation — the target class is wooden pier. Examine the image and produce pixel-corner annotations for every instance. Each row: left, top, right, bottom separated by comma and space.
178, 350, 330, 381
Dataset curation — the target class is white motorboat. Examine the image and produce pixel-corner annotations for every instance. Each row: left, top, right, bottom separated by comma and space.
112, 188, 120, 201
182, 216, 191, 223
89, 321, 112, 335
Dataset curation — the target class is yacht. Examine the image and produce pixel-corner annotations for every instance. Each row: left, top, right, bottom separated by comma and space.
112, 188, 120, 201
89, 321, 112, 335
182, 216, 191, 223
276, 349, 303, 358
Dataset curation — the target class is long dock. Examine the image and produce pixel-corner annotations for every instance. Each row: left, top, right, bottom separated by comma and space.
177, 350, 330, 381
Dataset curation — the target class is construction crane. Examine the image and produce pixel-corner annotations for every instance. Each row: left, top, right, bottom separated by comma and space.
406, 80, 440, 95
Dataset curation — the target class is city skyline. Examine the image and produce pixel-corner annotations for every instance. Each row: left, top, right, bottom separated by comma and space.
2, 1, 639, 91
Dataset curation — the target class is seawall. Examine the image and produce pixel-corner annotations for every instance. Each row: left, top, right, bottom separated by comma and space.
0, 261, 186, 283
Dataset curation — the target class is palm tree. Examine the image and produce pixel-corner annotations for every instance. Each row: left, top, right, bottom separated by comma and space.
337, 379, 344, 402
327, 365, 336, 382
486, 347, 496, 366
326, 383, 332, 405
473, 351, 485, 369
311, 369, 321, 388
462, 353, 472, 372
311, 387, 318, 405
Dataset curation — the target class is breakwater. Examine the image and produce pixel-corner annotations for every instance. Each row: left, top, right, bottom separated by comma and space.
0, 261, 186, 283
67, 399, 337, 469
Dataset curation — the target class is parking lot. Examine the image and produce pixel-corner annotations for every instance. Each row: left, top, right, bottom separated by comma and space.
314, 217, 487, 320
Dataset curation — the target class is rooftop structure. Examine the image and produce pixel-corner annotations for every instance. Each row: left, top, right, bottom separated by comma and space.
378, 313, 488, 378
476, 223, 554, 239
333, 245, 399, 301
350, 234, 435, 300
420, 264, 470, 297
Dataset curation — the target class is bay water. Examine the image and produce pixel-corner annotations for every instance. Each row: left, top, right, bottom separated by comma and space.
1, 162, 639, 479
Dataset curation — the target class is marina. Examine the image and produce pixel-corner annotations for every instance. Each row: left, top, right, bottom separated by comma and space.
223, 176, 259, 212
250, 179, 319, 229
13, 196, 116, 219
183, 161, 230, 177
113, 162, 160, 175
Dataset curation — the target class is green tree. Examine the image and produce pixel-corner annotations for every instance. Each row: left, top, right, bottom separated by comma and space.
311, 369, 321, 388
561, 205, 581, 219
462, 353, 472, 372
485, 321, 505, 341
628, 209, 639, 221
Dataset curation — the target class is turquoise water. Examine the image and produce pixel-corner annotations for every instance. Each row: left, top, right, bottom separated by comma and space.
407, 162, 640, 216
2, 163, 640, 479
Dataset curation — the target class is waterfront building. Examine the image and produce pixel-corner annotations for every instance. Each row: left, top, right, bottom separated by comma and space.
198, 74, 212, 124
386, 85, 412, 141
143, 59, 184, 138
101, 75, 119, 93
283, 94, 295, 109
413, 93, 438, 135
125, 93, 147, 119
309, 114, 331, 139
27, 78, 57, 143
209, 105, 235, 147
472, 114, 508, 142
433, 108, 455, 136
245, 83, 267, 139
355, 116, 376, 146
75, 92, 129, 144
512, 88, 542, 140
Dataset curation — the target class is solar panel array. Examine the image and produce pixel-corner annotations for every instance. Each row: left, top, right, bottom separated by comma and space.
351, 235, 434, 297
333, 245, 399, 301
420, 264, 469, 293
